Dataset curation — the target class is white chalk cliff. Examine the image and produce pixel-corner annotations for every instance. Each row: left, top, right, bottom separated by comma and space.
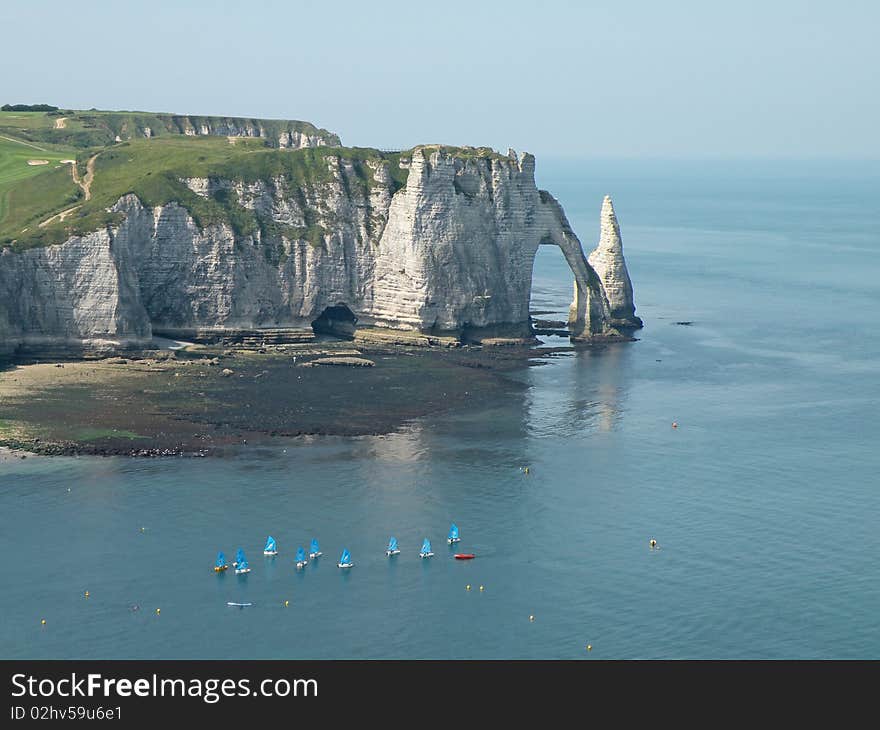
588, 195, 641, 327
0, 146, 640, 359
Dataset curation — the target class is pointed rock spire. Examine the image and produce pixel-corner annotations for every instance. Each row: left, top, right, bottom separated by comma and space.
588, 195, 642, 328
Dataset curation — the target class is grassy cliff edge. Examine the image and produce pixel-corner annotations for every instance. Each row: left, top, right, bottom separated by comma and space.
0, 109, 516, 252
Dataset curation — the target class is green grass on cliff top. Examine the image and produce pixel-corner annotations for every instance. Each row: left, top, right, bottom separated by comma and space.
0, 136, 411, 250
414, 144, 512, 162
0, 134, 75, 229
0, 110, 515, 252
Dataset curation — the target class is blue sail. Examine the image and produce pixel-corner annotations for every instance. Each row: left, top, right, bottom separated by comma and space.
236, 548, 249, 571
388, 537, 398, 552
340, 548, 351, 565
309, 538, 321, 557
448, 523, 459, 541
421, 538, 432, 554
215, 551, 226, 568
264, 536, 277, 553
296, 546, 306, 563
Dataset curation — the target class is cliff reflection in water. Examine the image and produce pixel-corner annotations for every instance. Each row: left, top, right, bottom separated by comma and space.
521, 341, 632, 440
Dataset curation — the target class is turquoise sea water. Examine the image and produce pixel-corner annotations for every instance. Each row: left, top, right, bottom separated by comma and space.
2, 159, 878, 659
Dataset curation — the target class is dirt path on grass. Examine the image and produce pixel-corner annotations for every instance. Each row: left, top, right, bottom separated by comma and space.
69, 154, 97, 201
38, 205, 81, 228
37, 154, 98, 227
0, 134, 47, 151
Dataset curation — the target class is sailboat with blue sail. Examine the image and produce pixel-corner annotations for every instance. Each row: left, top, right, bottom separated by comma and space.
447, 523, 460, 544
233, 547, 245, 568
295, 546, 308, 569
263, 536, 278, 556
386, 536, 400, 556
337, 548, 353, 569
309, 539, 322, 559
234, 549, 251, 575
214, 551, 228, 573
419, 538, 434, 558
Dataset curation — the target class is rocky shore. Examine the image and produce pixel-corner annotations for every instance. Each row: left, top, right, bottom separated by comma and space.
0, 336, 584, 457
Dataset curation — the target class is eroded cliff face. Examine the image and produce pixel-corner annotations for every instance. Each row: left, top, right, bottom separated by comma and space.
135, 115, 339, 148
0, 148, 638, 358
0, 232, 151, 359
169, 117, 336, 148
369, 148, 615, 339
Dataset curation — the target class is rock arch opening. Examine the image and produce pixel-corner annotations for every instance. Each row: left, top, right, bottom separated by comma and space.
311, 303, 358, 339
529, 243, 575, 338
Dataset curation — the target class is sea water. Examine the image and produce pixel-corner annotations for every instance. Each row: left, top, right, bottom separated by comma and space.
1, 159, 878, 659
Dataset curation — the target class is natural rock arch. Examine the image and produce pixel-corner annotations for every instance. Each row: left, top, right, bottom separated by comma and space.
365, 149, 640, 342
0, 147, 640, 359
533, 193, 616, 340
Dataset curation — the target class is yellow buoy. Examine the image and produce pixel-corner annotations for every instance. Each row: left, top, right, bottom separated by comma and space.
479, 585, 484, 592
284, 600, 289, 607
41, 618, 46, 625
529, 615, 535, 622
466, 585, 471, 591
587, 644, 592, 651
84, 591, 89, 598
650, 539, 657, 549
155, 608, 161, 615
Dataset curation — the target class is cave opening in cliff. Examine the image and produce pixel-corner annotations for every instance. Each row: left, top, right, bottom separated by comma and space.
311, 304, 358, 339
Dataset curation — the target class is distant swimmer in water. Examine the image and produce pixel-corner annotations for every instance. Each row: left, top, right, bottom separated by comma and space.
129, 604, 140, 612
649, 539, 658, 550
671, 422, 678, 429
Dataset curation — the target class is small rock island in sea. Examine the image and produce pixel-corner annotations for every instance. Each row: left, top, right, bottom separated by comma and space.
0, 107, 641, 455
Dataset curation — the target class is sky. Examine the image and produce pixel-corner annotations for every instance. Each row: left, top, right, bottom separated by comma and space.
2, 0, 877, 159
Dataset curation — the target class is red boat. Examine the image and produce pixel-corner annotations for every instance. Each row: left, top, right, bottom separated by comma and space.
454, 553, 476, 560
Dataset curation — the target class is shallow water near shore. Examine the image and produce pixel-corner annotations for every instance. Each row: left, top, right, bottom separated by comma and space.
2, 159, 878, 659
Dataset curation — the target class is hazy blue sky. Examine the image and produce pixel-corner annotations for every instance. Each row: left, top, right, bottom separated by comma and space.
2, 0, 877, 159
